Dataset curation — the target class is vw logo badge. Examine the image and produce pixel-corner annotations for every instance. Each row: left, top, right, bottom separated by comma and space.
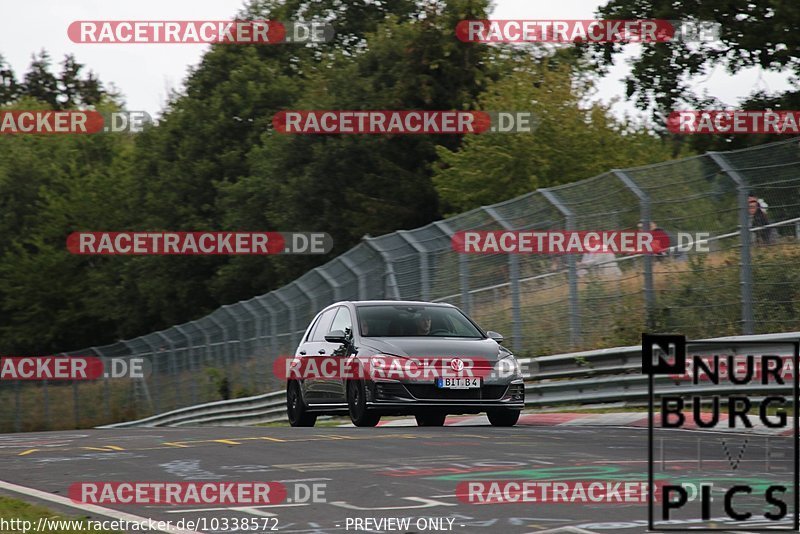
450, 358, 464, 372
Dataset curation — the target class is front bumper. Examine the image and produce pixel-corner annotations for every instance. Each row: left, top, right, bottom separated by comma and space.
366, 379, 524, 409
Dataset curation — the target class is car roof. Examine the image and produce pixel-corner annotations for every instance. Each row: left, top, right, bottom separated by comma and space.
351, 300, 455, 307
321, 300, 456, 310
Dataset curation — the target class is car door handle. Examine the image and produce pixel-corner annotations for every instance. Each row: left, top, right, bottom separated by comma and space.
299, 351, 306, 355
318, 349, 326, 354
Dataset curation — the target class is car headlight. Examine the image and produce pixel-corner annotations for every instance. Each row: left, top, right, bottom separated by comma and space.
496, 351, 522, 377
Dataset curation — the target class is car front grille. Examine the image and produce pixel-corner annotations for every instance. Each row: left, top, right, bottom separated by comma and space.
404, 384, 508, 401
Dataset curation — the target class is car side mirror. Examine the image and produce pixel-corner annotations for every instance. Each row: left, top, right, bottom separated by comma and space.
325, 330, 348, 344
486, 331, 504, 344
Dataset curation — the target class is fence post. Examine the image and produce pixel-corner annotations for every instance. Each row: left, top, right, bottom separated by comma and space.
483, 206, 522, 352
541, 189, 581, 348
340, 255, 368, 300
174, 325, 197, 405
708, 152, 755, 334
139, 339, 163, 413
396, 230, 430, 301
258, 296, 280, 358
240, 299, 267, 391
222, 306, 247, 391
42, 378, 50, 430
432, 220, 470, 312
273, 290, 298, 351
459, 255, 471, 315
122, 341, 152, 415
316, 266, 344, 302
296, 279, 318, 314
363, 237, 401, 300
614, 169, 655, 329
89, 346, 110, 421
14, 380, 21, 432
61, 352, 81, 428
155, 332, 180, 409
207, 314, 234, 396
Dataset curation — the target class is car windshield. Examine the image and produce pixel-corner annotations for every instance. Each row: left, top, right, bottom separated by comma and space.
356, 305, 484, 338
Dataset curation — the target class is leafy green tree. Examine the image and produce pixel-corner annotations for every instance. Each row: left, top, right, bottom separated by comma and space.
589, 0, 800, 151
0, 97, 136, 352
683, 89, 800, 152
432, 57, 678, 214
112, 0, 444, 323
221, 0, 492, 285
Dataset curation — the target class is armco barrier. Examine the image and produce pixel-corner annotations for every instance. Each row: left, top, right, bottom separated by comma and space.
100, 331, 799, 428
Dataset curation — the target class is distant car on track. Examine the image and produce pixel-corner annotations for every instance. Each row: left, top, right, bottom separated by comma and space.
285, 300, 524, 427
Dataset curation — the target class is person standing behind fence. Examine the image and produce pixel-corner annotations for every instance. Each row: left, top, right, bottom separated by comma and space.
749, 194, 776, 245
638, 220, 683, 261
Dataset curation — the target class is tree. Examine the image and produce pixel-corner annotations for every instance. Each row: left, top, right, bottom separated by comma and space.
0, 54, 18, 105
432, 57, 678, 214
0, 51, 109, 108
58, 55, 82, 108
589, 0, 800, 123
0, 98, 136, 352
57, 55, 104, 108
221, 0, 493, 285
21, 50, 59, 108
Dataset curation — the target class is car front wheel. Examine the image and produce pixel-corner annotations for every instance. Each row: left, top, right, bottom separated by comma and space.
487, 408, 520, 427
347, 380, 381, 427
287, 381, 317, 427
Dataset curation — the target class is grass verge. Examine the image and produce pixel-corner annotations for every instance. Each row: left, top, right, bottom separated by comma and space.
0, 496, 119, 533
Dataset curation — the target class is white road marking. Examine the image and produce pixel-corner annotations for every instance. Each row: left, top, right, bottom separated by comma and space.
329, 496, 457, 511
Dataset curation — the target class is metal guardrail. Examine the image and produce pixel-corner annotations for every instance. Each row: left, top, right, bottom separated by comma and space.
100, 331, 800, 428
99, 391, 287, 428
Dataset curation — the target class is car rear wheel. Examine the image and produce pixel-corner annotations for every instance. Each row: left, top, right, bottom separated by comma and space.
487, 408, 520, 427
347, 380, 381, 427
415, 413, 447, 426
287, 381, 317, 427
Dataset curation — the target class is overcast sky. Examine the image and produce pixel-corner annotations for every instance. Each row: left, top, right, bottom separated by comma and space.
1, 0, 794, 120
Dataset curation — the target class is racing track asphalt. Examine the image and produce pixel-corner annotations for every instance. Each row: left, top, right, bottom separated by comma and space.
0, 423, 796, 534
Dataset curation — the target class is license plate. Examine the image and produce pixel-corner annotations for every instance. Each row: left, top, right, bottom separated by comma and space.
436, 377, 481, 389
